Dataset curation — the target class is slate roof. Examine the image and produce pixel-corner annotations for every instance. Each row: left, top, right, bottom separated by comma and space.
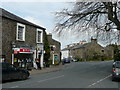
61, 47, 72, 51
61, 43, 89, 51
0, 8, 46, 30
62, 41, 104, 51
71, 43, 91, 50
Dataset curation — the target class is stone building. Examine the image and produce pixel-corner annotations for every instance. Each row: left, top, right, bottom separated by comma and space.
104, 44, 120, 60
104, 45, 114, 60
47, 34, 61, 64
61, 43, 81, 59
1, 8, 46, 69
71, 38, 104, 61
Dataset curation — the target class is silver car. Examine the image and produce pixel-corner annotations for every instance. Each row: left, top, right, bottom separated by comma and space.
112, 61, 120, 81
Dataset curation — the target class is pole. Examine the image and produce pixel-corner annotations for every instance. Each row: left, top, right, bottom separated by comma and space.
12, 54, 14, 64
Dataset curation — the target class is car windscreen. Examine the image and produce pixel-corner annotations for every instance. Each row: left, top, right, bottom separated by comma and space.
115, 62, 120, 68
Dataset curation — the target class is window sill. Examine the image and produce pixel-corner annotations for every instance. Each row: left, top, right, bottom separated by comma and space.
16, 39, 25, 42
36, 42, 43, 44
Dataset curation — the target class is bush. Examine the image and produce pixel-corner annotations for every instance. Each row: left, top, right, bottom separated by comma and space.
45, 60, 52, 67
114, 45, 120, 61
43, 31, 50, 64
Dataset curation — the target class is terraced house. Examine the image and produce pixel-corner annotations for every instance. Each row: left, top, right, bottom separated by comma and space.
61, 38, 114, 61
71, 38, 104, 61
0, 8, 46, 69
47, 34, 61, 65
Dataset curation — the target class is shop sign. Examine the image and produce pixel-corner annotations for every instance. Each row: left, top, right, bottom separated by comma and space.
14, 48, 20, 54
13, 48, 32, 54
20, 49, 30, 52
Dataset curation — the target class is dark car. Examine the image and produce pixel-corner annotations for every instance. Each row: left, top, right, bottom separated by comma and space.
112, 61, 120, 81
62, 58, 71, 65
1, 62, 30, 82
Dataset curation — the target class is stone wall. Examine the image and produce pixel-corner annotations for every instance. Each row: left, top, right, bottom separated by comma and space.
2, 17, 38, 63
70, 39, 104, 61
47, 34, 61, 64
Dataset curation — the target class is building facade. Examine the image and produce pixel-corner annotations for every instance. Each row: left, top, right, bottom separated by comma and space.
47, 34, 61, 64
61, 46, 73, 60
1, 8, 46, 69
62, 38, 106, 61
71, 39, 104, 61
61, 49, 69, 60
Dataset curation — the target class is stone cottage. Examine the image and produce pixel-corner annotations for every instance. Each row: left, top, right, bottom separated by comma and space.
1, 8, 46, 69
104, 45, 114, 60
61, 38, 105, 61
47, 34, 61, 64
71, 38, 105, 61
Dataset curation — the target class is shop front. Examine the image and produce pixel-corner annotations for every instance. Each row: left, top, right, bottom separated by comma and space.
12, 45, 34, 70
35, 44, 44, 68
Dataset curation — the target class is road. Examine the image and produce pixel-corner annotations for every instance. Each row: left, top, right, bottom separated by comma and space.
2, 60, 120, 88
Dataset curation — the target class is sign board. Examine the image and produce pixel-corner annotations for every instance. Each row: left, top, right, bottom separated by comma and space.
13, 48, 33, 54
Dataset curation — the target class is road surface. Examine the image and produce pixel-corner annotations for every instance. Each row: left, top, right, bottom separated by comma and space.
2, 60, 120, 88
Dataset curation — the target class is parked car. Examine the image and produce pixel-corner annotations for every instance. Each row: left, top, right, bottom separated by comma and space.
112, 61, 120, 81
71, 58, 79, 62
62, 58, 71, 65
1, 62, 30, 82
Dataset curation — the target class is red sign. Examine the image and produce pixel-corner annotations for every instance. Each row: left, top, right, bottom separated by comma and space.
14, 51, 18, 54
20, 49, 30, 52
14, 48, 31, 54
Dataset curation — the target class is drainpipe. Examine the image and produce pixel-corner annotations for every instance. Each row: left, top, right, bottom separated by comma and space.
11, 42, 16, 64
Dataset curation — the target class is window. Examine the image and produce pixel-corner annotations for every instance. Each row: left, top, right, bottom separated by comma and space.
50, 45, 56, 51
36, 29, 43, 43
16, 23, 25, 41
50, 46, 54, 51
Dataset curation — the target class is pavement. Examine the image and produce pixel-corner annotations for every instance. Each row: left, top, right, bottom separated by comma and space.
29, 63, 63, 75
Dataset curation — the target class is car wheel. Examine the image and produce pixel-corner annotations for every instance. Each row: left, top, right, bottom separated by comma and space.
19, 73, 28, 80
112, 76, 116, 81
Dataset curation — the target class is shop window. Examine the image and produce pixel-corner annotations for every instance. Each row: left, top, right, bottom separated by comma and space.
16, 23, 25, 41
36, 29, 43, 43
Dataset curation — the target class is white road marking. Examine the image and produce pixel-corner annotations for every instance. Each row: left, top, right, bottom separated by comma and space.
10, 86, 19, 88
38, 75, 64, 83
88, 74, 112, 87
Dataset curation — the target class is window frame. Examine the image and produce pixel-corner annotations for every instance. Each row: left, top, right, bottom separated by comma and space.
16, 23, 26, 41
36, 29, 43, 43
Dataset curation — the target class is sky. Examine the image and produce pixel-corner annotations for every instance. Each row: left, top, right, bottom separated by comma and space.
1, 1, 79, 49
1, 0, 119, 49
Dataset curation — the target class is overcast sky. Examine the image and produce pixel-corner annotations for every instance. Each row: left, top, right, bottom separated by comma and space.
1, 1, 118, 49
1, 1, 88, 49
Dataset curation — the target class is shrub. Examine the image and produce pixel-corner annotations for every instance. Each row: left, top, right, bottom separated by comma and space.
114, 45, 120, 61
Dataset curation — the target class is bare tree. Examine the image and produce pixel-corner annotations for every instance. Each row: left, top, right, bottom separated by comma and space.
54, 2, 120, 44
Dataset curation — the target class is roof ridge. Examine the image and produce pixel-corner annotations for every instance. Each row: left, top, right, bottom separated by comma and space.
1, 8, 46, 30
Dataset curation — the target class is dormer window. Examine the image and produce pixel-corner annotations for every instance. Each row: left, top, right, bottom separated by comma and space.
16, 23, 25, 41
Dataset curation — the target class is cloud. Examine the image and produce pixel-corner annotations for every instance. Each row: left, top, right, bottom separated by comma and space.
1, 0, 75, 2
24, 16, 46, 28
